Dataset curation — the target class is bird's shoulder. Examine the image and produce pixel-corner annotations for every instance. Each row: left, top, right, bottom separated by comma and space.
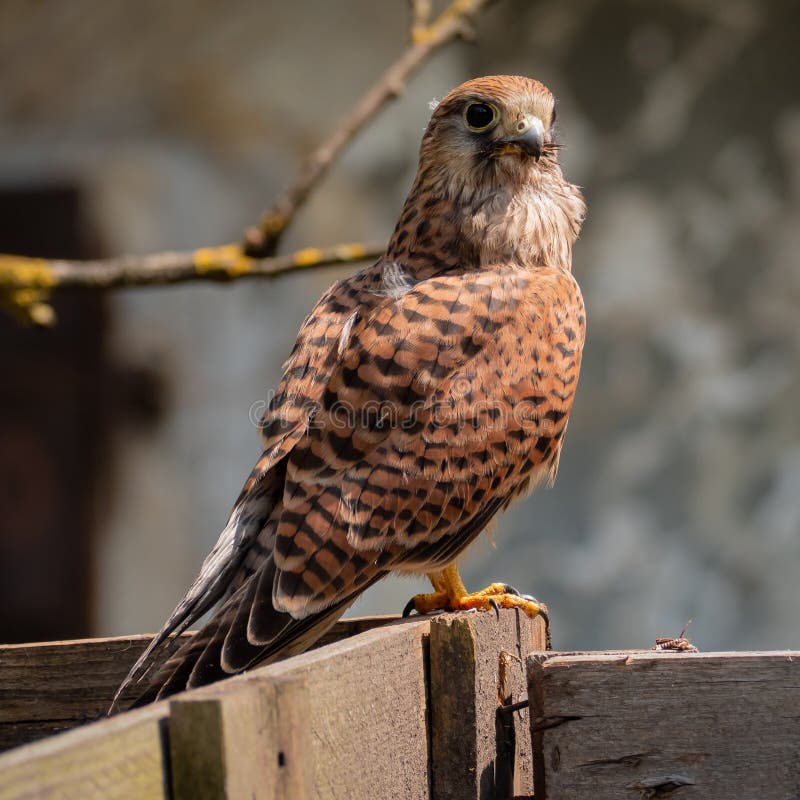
259, 260, 584, 453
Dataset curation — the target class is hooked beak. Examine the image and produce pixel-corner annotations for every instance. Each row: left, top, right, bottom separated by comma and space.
501, 115, 545, 161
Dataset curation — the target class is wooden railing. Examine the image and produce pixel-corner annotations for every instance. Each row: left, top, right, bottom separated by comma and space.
0, 611, 798, 799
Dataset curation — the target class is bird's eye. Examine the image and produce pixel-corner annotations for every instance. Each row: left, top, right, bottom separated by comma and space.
464, 102, 498, 132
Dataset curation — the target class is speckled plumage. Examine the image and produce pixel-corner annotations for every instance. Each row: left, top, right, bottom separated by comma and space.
114, 75, 586, 709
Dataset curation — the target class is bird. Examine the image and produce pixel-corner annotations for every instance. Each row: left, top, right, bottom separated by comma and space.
112, 75, 586, 711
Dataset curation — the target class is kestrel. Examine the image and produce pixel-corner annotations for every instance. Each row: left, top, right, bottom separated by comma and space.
114, 75, 586, 710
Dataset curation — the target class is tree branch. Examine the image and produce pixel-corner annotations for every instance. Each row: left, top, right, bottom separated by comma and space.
409, 0, 434, 41
0, 242, 385, 325
243, 0, 497, 256
0, 0, 498, 325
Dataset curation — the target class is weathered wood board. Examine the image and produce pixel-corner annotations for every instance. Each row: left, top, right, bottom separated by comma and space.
429, 610, 547, 800
527, 650, 800, 800
0, 615, 397, 751
168, 615, 433, 800
0, 615, 426, 800
169, 674, 314, 800
0, 608, 545, 800
166, 609, 547, 800
0, 703, 170, 800
0, 632, 187, 752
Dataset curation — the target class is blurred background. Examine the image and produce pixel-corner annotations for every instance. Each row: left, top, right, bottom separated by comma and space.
1, 0, 798, 651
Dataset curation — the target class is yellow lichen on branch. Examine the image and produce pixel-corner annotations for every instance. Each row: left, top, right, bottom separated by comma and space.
192, 244, 255, 277
0, 255, 59, 325
292, 243, 369, 267
409, 0, 434, 43
291, 247, 328, 267
412, 0, 477, 44
0, 255, 59, 290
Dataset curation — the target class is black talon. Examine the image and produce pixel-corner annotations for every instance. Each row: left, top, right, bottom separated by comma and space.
489, 598, 501, 619
502, 584, 521, 596
537, 604, 549, 627
537, 604, 552, 650
402, 598, 418, 618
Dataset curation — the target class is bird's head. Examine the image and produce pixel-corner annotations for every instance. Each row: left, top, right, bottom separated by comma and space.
388, 75, 584, 271
420, 75, 559, 192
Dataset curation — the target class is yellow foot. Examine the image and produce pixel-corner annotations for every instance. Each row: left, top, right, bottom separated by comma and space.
402, 563, 547, 623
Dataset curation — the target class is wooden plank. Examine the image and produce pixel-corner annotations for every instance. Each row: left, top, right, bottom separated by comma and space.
0, 608, 545, 800
429, 610, 547, 800
0, 615, 420, 799
0, 614, 397, 751
0, 703, 170, 800
0, 633, 187, 752
245, 616, 432, 800
170, 615, 433, 800
169, 675, 311, 800
527, 650, 800, 799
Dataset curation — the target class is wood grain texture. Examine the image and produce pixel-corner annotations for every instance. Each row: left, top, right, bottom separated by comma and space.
0, 633, 187, 748
169, 676, 312, 800
429, 610, 547, 800
0, 615, 397, 752
146, 614, 432, 800
0, 703, 170, 800
170, 697, 226, 799
527, 650, 800, 800
0, 610, 552, 799
241, 616, 432, 800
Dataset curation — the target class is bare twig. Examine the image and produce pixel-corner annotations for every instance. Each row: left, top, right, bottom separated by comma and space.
243, 0, 497, 256
409, 0, 434, 40
0, 0, 498, 325
0, 241, 384, 325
